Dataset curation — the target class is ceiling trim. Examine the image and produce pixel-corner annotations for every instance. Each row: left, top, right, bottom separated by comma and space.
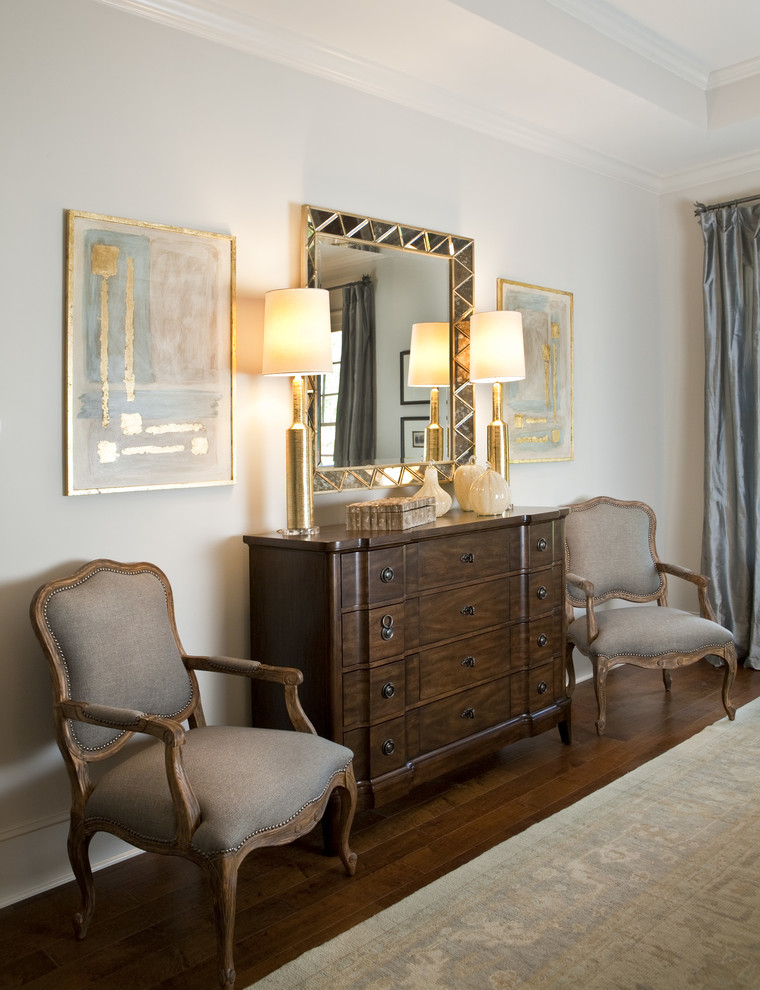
661, 146, 760, 194
546, 0, 709, 88
94, 0, 760, 195
94, 0, 665, 192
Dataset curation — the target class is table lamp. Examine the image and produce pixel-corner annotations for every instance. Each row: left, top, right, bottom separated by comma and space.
407, 321, 450, 462
469, 310, 526, 482
262, 288, 333, 535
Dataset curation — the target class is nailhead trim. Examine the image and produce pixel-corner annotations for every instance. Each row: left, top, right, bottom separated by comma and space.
43, 565, 194, 752
85, 761, 353, 858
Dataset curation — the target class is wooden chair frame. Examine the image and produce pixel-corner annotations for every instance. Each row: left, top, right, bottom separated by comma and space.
31, 559, 357, 987
564, 497, 737, 734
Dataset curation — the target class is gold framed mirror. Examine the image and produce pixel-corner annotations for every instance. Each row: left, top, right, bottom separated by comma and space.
303, 205, 474, 493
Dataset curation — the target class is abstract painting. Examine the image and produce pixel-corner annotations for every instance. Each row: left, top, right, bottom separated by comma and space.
497, 279, 573, 463
66, 211, 235, 493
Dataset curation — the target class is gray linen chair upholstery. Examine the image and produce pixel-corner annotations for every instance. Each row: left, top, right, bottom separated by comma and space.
30, 559, 358, 988
564, 497, 737, 734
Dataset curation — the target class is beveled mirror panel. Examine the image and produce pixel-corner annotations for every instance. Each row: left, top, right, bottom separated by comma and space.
303, 205, 474, 493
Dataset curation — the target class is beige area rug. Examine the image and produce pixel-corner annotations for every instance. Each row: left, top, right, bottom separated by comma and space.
247, 698, 760, 990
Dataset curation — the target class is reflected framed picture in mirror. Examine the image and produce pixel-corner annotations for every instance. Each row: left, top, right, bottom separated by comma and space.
400, 350, 431, 405
401, 417, 427, 461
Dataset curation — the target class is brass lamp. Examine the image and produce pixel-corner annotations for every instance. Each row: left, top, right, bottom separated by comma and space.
407, 322, 450, 462
262, 288, 333, 535
469, 311, 526, 483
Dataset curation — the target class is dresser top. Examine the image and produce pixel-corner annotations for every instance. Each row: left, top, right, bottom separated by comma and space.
244, 506, 568, 553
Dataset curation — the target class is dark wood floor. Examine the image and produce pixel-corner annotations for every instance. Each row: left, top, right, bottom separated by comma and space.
4, 662, 759, 990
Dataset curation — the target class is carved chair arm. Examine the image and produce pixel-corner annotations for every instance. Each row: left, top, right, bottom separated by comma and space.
184, 655, 317, 736
656, 562, 716, 619
565, 572, 599, 643
58, 700, 201, 847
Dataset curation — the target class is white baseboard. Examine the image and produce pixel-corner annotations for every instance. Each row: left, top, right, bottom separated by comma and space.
0, 816, 141, 910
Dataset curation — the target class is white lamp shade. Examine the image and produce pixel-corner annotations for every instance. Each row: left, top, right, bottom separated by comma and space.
469, 310, 526, 383
262, 288, 333, 376
407, 322, 450, 387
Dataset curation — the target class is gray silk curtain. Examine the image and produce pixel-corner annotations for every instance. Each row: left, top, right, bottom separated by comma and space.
334, 276, 376, 467
699, 201, 760, 669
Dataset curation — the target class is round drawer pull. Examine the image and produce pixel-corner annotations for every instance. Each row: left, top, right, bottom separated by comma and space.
381, 681, 396, 699
461, 656, 476, 668
536, 586, 548, 600
537, 537, 548, 552
380, 614, 394, 641
380, 566, 395, 584
460, 604, 476, 616
460, 707, 476, 719
460, 552, 475, 564
537, 633, 548, 648
382, 738, 395, 756
537, 681, 548, 695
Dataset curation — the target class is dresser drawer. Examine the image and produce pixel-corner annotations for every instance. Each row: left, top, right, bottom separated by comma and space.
418, 627, 510, 700
342, 657, 407, 728
528, 520, 562, 568
510, 613, 563, 667
341, 547, 405, 607
419, 677, 511, 752
342, 604, 405, 666
415, 528, 520, 591
418, 577, 510, 645
511, 657, 566, 714
528, 564, 563, 617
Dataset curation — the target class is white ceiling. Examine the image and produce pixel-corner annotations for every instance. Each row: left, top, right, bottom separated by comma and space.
97, 0, 760, 191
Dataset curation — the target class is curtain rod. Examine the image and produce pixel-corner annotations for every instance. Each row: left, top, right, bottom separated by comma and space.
694, 192, 760, 215
325, 275, 372, 291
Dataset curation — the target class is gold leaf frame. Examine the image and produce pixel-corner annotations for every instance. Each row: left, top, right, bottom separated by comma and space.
303, 205, 474, 493
66, 210, 236, 494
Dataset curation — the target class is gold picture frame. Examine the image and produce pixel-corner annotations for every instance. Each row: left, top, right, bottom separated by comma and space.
66, 210, 236, 494
497, 278, 574, 463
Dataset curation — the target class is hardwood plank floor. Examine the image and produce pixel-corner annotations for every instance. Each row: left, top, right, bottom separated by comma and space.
3, 662, 758, 989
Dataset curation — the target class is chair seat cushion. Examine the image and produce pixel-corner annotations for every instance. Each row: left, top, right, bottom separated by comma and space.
567, 605, 733, 660
85, 726, 353, 856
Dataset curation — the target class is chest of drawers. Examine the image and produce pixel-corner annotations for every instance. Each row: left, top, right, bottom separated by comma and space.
244, 507, 571, 808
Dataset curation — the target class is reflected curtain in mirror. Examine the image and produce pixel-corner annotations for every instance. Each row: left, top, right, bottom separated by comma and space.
334, 276, 376, 466
697, 197, 760, 670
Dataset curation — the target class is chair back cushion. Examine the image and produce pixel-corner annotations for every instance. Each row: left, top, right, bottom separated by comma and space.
565, 498, 664, 605
40, 563, 194, 751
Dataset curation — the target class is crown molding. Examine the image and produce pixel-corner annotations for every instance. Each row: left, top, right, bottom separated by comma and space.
94, 0, 760, 195
710, 55, 760, 89
546, 0, 709, 88
94, 0, 664, 192
661, 146, 760, 194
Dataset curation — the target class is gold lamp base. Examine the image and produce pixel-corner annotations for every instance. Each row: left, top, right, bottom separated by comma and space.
487, 382, 510, 485
424, 385, 445, 462
279, 374, 319, 536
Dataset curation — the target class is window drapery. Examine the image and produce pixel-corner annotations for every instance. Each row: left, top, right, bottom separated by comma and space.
334, 275, 376, 467
698, 200, 760, 669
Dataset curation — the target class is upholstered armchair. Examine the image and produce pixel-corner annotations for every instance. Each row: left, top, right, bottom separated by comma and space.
564, 497, 737, 735
30, 559, 358, 988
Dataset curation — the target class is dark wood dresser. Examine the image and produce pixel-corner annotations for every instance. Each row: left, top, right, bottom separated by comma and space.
244, 506, 571, 808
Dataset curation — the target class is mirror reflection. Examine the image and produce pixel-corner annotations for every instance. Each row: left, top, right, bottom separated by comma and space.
316, 240, 449, 467
302, 206, 475, 494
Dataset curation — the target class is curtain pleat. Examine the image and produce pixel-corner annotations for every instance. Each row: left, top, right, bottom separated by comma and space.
333, 277, 376, 467
700, 204, 760, 668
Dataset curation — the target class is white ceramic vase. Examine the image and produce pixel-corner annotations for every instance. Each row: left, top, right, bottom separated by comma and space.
469, 466, 511, 516
453, 458, 486, 511
418, 465, 452, 517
